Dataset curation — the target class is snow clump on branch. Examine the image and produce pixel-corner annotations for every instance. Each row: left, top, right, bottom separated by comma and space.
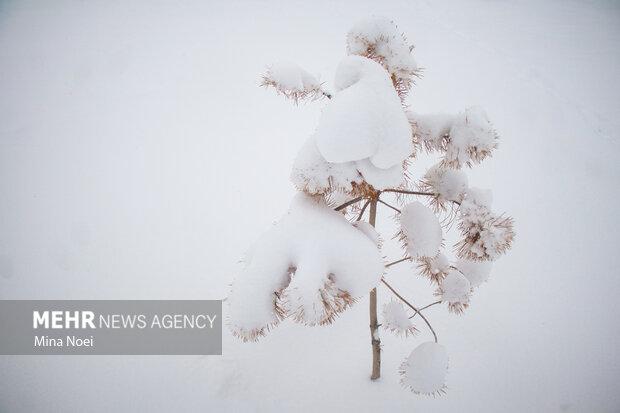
382, 300, 418, 337
261, 62, 324, 103
398, 202, 443, 259
228, 193, 384, 341
400, 342, 448, 395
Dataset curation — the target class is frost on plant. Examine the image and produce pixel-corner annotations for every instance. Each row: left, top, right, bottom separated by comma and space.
232, 16, 514, 395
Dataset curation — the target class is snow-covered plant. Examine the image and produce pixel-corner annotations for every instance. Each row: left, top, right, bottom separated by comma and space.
229, 17, 515, 395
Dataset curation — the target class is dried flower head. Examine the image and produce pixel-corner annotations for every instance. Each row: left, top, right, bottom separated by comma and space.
382, 300, 418, 337
418, 253, 451, 284
346, 17, 420, 100
419, 163, 469, 211
400, 342, 449, 396
435, 269, 471, 314
261, 62, 326, 103
442, 107, 498, 169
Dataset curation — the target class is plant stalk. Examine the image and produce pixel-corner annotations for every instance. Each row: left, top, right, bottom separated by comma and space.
368, 197, 381, 380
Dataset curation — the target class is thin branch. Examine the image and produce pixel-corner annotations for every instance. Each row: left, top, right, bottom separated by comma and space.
382, 188, 435, 197
385, 257, 412, 268
408, 301, 441, 319
356, 200, 371, 222
377, 199, 401, 213
380, 279, 438, 343
334, 196, 364, 211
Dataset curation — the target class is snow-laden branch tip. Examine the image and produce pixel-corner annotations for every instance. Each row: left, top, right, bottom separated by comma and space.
261, 62, 330, 103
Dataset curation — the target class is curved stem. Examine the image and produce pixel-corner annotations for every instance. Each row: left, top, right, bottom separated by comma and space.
380, 279, 438, 343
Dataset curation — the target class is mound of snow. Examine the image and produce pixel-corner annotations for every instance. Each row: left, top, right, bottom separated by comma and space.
456, 259, 492, 288
422, 163, 469, 205
382, 300, 417, 337
437, 269, 471, 314
445, 107, 498, 168
291, 135, 405, 194
400, 342, 448, 395
347, 17, 418, 96
229, 193, 384, 341
398, 202, 443, 258
262, 62, 322, 102
315, 55, 412, 169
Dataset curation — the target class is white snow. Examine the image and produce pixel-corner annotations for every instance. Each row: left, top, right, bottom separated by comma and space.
353, 221, 381, 247
419, 252, 451, 284
400, 342, 448, 395
262, 62, 322, 102
408, 111, 454, 151
314, 56, 412, 169
228, 193, 384, 338
438, 269, 471, 312
456, 259, 492, 288
291, 135, 405, 194
444, 107, 498, 168
1, 1, 619, 411
422, 163, 469, 204
382, 300, 417, 337
347, 17, 418, 95
399, 202, 443, 258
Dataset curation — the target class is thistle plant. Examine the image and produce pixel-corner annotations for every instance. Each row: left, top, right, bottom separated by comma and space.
229, 17, 514, 395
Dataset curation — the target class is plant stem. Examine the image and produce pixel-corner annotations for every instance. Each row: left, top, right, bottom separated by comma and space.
385, 257, 412, 268
380, 278, 438, 343
408, 301, 441, 319
334, 196, 364, 211
368, 197, 381, 380
377, 198, 401, 213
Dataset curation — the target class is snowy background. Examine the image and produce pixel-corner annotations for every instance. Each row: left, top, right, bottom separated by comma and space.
1, 0, 619, 411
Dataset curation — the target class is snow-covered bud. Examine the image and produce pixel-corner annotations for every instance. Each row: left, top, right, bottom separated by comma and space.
456, 259, 492, 288
346, 17, 419, 99
420, 163, 468, 210
443, 107, 498, 168
400, 342, 448, 396
418, 253, 450, 285
398, 202, 443, 259
436, 269, 471, 314
382, 301, 418, 337
261, 62, 325, 103
407, 111, 453, 152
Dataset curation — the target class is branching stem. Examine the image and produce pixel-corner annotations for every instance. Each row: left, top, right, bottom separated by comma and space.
334, 196, 364, 211
380, 278, 438, 343
356, 200, 371, 222
408, 301, 442, 319
385, 257, 412, 268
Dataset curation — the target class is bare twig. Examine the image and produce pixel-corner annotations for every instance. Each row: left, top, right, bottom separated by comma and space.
385, 257, 412, 268
408, 301, 441, 319
334, 196, 364, 211
356, 200, 371, 222
380, 278, 438, 343
377, 199, 401, 213
382, 188, 435, 197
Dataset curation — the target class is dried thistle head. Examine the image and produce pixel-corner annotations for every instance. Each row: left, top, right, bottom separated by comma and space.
418, 253, 450, 285
400, 342, 449, 396
261, 62, 326, 104
441, 107, 499, 169
278, 274, 355, 326
419, 163, 468, 212
382, 300, 418, 337
434, 269, 471, 315
346, 17, 420, 100
456, 213, 515, 261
